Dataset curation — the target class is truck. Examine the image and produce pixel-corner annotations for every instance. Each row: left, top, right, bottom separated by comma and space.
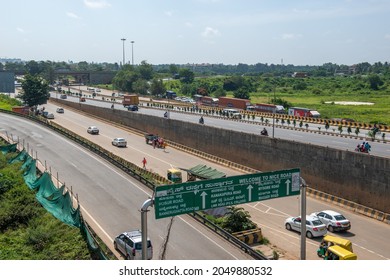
200, 96, 219, 107
288, 107, 320, 118
165, 90, 177, 99
122, 94, 139, 107
218, 97, 251, 110
255, 103, 285, 114
145, 133, 165, 148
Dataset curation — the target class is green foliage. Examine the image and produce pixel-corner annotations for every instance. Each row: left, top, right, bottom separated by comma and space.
367, 74, 384, 90
20, 74, 50, 107
0, 153, 91, 260
221, 206, 257, 233
233, 87, 250, 99
179, 68, 195, 84
150, 78, 166, 97
0, 94, 23, 110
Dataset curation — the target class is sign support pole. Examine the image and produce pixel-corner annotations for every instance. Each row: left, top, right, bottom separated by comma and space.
141, 198, 153, 260
300, 177, 307, 260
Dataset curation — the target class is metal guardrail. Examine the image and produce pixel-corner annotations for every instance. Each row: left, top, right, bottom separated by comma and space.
190, 212, 268, 260
0, 108, 266, 260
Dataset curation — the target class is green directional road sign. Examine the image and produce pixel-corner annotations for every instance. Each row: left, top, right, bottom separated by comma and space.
154, 168, 301, 219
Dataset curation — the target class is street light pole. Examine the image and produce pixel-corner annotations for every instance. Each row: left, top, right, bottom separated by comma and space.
272, 86, 276, 138
131, 41, 135, 65
121, 38, 126, 66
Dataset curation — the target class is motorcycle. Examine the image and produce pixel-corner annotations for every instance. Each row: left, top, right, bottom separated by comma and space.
355, 143, 370, 153
260, 129, 268, 136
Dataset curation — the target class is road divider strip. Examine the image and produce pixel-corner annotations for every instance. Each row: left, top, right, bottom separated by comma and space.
306, 188, 389, 224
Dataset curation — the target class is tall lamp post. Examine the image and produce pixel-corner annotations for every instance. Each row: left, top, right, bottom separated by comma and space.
131, 40, 135, 65
272, 86, 276, 138
121, 38, 126, 66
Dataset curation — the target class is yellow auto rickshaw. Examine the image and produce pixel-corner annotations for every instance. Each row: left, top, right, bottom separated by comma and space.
317, 235, 353, 257
323, 245, 357, 260
167, 168, 182, 183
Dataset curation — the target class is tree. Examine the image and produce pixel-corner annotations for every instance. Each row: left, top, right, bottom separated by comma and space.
150, 78, 166, 97
132, 79, 149, 95
367, 74, 384, 90
233, 87, 250, 99
213, 87, 226, 98
112, 67, 139, 92
355, 127, 360, 136
179, 68, 194, 84
222, 206, 257, 233
137, 60, 154, 80
20, 74, 50, 107
338, 125, 343, 134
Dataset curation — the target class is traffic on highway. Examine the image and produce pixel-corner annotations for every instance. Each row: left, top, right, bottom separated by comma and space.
1, 95, 389, 260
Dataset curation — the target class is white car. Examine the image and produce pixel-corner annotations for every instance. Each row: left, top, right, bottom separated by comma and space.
56, 107, 64, 113
42, 111, 55, 119
285, 215, 327, 238
87, 126, 99, 135
114, 230, 153, 260
310, 210, 351, 232
112, 137, 127, 147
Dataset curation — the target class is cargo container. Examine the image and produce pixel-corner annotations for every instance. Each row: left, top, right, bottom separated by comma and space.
218, 97, 251, 110
288, 107, 320, 118
255, 103, 285, 114
200, 96, 219, 107
122, 94, 139, 107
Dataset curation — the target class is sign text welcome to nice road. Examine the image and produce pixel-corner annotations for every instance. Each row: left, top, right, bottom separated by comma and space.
154, 168, 300, 219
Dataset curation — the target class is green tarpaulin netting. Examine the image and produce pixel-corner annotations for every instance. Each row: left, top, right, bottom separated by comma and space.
0, 142, 108, 259
33, 172, 81, 228
0, 143, 17, 154
9, 149, 29, 163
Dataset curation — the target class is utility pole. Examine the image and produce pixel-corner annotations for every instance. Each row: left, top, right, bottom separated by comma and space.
131, 41, 135, 66
121, 38, 126, 66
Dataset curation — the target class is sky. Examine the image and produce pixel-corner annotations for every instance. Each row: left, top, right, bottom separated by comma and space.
1, 0, 390, 66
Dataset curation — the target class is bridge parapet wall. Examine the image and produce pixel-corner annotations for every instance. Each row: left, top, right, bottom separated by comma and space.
56, 100, 390, 213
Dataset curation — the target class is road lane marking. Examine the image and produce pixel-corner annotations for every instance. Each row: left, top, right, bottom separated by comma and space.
53, 135, 240, 259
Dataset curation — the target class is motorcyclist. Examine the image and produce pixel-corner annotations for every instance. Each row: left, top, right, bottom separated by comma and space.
261, 128, 268, 136
164, 111, 168, 118
199, 116, 204, 124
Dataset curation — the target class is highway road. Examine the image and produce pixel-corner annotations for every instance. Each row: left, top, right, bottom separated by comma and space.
0, 113, 252, 260
50, 89, 390, 158
2, 100, 389, 260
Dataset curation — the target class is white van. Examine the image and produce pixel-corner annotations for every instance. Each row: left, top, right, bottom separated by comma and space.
223, 108, 242, 119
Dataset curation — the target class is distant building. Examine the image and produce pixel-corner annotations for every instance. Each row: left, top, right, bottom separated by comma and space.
0, 58, 22, 64
0, 71, 15, 93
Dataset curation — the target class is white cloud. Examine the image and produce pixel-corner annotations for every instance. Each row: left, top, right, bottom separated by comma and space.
282, 33, 303, 40
84, 0, 111, 9
385, 34, 390, 39
185, 22, 193, 28
201, 27, 221, 38
16, 27, 25, 33
66, 12, 80, 19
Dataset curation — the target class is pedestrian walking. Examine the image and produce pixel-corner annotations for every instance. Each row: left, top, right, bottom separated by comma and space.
163, 142, 167, 152
142, 157, 147, 169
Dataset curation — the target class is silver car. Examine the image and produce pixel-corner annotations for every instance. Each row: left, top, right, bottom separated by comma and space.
114, 230, 153, 260
310, 210, 351, 232
112, 137, 127, 147
285, 215, 327, 238
56, 107, 64, 113
87, 126, 99, 135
